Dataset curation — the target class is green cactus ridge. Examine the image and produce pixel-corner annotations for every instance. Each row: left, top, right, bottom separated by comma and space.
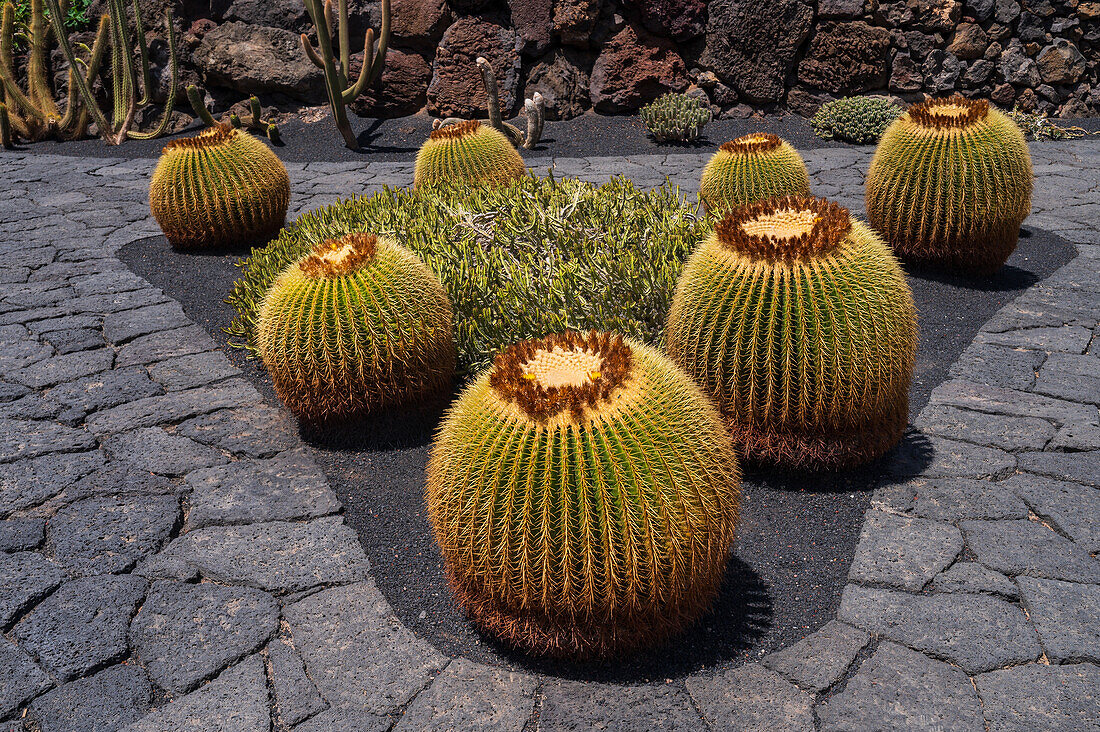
865, 94, 1033, 275
256, 232, 456, 423
699, 133, 811, 213
667, 196, 917, 471
427, 331, 741, 658
149, 124, 290, 250
414, 119, 527, 189
640, 92, 711, 144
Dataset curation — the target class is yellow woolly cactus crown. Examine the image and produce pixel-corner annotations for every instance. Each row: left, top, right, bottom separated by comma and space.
413, 120, 527, 189
866, 94, 1032, 275
699, 133, 811, 213
150, 124, 291, 250
427, 331, 741, 658
668, 195, 917, 471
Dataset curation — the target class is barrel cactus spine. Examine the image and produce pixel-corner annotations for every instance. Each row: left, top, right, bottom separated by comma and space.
667, 196, 917, 471
413, 119, 526, 189
698, 133, 811, 214
865, 94, 1032, 276
149, 123, 290, 250
256, 232, 455, 423
427, 331, 741, 659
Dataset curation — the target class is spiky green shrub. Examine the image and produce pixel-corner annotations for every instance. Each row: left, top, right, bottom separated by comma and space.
865, 95, 1032, 275
256, 232, 455, 422
811, 97, 903, 144
667, 196, 917, 471
413, 119, 526, 189
427, 331, 741, 658
149, 124, 290, 250
228, 175, 708, 375
639, 92, 711, 143
698, 133, 811, 213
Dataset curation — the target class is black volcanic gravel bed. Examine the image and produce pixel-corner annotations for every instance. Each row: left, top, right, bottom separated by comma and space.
120, 227, 1074, 681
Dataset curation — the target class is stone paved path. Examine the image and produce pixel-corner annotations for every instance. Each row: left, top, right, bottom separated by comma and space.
0, 140, 1097, 731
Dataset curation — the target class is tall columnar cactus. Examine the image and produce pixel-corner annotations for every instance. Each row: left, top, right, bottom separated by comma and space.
301, 0, 389, 150
698, 133, 811, 214
434, 57, 545, 150
427, 331, 741, 658
414, 120, 526, 189
149, 124, 291, 250
865, 95, 1033, 276
667, 196, 917, 471
256, 233, 456, 423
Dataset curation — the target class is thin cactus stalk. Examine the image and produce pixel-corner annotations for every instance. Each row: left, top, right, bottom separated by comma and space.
300, 0, 389, 150
435, 58, 544, 150
188, 85, 281, 142
0, 101, 11, 147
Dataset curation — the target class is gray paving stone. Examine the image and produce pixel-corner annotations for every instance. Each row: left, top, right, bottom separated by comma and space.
176, 405, 299, 458
46, 367, 163, 415
131, 580, 279, 694
948, 343, 1046, 390
102, 302, 189, 345
1018, 450, 1100, 487
266, 636, 328, 727
146, 352, 242, 392
1033, 352, 1100, 404
816, 642, 985, 732
394, 659, 536, 732
0, 418, 95, 463
0, 517, 44, 552
1017, 576, 1100, 664
978, 326, 1093, 353
0, 392, 63, 421
0, 450, 104, 515
0, 551, 61, 628
888, 434, 1016, 479
13, 574, 147, 681
158, 516, 368, 594
872, 476, 1029, 521
0, 636, 52, 719
185, 449, 340, 530
115, 326, 217, 368
86, 379, 260, 434
931, 379, 1098, 427
848, 511, 962, 591
760, 621, 869, 693
103, 427, 227, 476
931, 562, 1019, 599
0, 381, 30, 403
284, 581, 448, 716
49, 494, 181, 576
686, 663, 814, 732
914, 404, 1056, 451
293, 707, 392, 732
121, 655, 270, 732
9, 348, 115, 389
1048, 421, 1100, 450
1006, 474, 1100, 552
961, 519, 1100, 583
837, 584, 1040, 674
539, 678, 698, 732
974, 662, 1100, 732
44, 327, 103, 355
27, 663, 153, 732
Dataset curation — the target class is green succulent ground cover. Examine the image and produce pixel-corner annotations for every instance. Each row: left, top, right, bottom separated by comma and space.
811, 97, 903, 144
228, 174, 709, 375
640, 92, 712, 144
12, 0, 87, 27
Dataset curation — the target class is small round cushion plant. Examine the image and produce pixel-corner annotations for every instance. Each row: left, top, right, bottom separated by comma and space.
639, 92, 712, 144
667, 195, 917, 471
810, 97, 903, 145
255, 232, 455, 423
698, 133, 810, 213
149, 123, 290, 250
426, 331, 741, 658
865, 94, 1033, 276
413, 119, 527, 189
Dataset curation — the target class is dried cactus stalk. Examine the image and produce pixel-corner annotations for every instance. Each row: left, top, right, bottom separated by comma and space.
699, 133, 811, 214
427, 331, 741, 659
414, 120, 526, 189
256, 233, 456, 423
865, 95, 1033, 276
149, 124, 290, 250
667, 196, 917, 471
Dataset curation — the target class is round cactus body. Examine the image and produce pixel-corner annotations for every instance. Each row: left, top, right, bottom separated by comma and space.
149, 124, 290, 250
256, 233, 456, 423
667, 196, 917, 471
414, 120, 526, 189
427, 331, 741, 659
698, 133, 811, 214
865, 95, 1033, 276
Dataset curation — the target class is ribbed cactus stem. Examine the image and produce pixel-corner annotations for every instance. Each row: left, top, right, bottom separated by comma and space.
186, 85, 219, 127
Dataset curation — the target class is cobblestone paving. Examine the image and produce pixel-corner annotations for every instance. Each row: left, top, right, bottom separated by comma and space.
0, 140, 1097, 731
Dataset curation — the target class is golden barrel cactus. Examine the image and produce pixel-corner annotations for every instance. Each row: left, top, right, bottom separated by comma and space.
865, 95, 1033, 275
699, 133, 811, 213
256, 233, 455, 423
414, 120, 526, 189
667, 196, 917, 471
427, 331, 741, 659
149, 124, 291, 250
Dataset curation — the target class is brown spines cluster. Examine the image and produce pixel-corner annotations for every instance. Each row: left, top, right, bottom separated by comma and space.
489, 331, 632, 422
719, 133, 782, 155
429, 119, 481, 141
715, 195, 852, 262
298, 233, 378, 278
160, 123, 235, 152
908, 95, 990, 130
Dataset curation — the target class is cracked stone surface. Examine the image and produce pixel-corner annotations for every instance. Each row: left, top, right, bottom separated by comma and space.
760, 620, 869, 693
48, 494, 181, 576
539, 680, 700, 732
974, 663, 1100, 731
848, 511, 962, 591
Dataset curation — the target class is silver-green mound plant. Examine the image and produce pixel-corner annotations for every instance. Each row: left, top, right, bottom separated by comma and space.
640, 92, 711, 143
811, 96, 903, 145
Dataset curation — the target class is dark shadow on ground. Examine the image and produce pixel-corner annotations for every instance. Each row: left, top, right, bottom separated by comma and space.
120, 224, 1075, 678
